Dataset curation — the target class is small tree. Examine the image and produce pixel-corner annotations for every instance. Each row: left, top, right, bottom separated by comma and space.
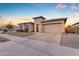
6, 23, 13, 32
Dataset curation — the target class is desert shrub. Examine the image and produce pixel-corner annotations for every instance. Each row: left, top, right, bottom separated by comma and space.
16, 29, 24, 32
0, 28, 2, 31
24, 28, 28, 32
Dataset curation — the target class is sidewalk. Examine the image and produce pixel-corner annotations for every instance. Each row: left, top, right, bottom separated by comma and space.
0, 34, 79, 56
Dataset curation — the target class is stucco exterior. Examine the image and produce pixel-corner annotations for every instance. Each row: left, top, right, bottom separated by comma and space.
71, 22, 79, 33
18, 22, 34, 32
33, 16, 67, 34
18, 16, 67, 33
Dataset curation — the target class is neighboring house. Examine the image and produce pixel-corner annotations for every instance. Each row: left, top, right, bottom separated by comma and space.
18, 22, 34, 32
70, 22, 79, 33
65, 26, 75, 33
33, 16, 67, 34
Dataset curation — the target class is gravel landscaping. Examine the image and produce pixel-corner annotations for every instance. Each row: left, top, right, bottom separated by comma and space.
60, 33, 79, 49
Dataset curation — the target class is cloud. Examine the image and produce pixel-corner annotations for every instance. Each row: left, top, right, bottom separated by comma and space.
75, 13, 79, 17
56, 3, 68, 9
56, 3, 78, 10
68, 13, 79, 18
71, 4, 78, 10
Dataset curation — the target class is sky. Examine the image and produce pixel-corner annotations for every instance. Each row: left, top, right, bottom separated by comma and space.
0, 3, 79, 26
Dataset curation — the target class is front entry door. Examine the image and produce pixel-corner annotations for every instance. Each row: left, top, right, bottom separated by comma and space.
36, 24, 39, 32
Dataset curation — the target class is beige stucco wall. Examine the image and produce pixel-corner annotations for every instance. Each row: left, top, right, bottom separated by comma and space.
43, 23, 61, 33
34, 18, 65, 33
43, 21, 65, 33
34, 18, 45, 23
34, 20, 65, 33
34, 22, 42, 32
34, 18, 45, 32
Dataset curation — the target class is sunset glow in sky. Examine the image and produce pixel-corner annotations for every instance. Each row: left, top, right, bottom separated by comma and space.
0, 3, 79, 26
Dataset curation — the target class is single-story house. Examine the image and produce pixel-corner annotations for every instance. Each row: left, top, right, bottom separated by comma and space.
18, 16, 67, 34
33, 16, 67, 34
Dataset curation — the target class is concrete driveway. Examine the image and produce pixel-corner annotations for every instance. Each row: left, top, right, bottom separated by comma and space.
0, 34, 79, 56
27, 33, 62, 44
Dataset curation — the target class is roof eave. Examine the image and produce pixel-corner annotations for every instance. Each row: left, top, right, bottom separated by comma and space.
41, 18, 67, 24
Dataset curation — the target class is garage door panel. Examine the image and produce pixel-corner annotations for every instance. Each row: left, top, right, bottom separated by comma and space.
43, 24, 62, 33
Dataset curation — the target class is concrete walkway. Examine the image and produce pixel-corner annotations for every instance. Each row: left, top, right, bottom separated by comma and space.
0, 34, 79, 56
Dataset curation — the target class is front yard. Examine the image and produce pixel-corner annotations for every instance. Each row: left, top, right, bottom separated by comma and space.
8, 32, 79, 49
8, 32, 33, 37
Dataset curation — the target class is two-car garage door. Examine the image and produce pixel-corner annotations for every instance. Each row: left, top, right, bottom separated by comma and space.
43, 23, 62, 34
